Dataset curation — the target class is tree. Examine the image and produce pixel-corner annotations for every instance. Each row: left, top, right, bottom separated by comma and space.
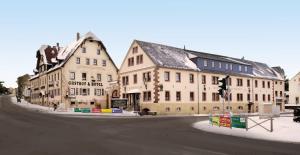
284, 76, 289, 92
0, 81, 8, 94
17, 74, 30, 97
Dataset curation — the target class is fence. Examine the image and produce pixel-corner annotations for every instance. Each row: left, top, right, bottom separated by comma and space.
209, 114, 274, 132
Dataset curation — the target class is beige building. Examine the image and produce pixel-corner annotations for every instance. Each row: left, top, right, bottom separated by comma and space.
119, 40, 285, 115
289, 72, 300, 105
30, 32, 119, 109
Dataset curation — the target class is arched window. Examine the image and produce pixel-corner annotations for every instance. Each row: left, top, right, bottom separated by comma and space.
166, 107, 170, 112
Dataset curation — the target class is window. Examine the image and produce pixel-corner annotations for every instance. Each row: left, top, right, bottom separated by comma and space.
176, 73, 181, 82
165, 91, 170, 101
275, 91, 278, 97
247, 79, 250, 87
239, 65, 242, 71
202, 92, 206, 101
247, 94, 251, 101
255, 80, 258, 88
76, 57, 80, 64
227, 78, 232, 86
122, 76, 129, 85
95, 89, 101, 96
97, 49, 101, 55
82, 73, 87, 81
132, 47, 138, 54
263, 94, 266, 102
58, 73, 59, 80
202, 75, 206, 84
245, 66, 248, 72
97, 74, 101, 81
212, 93, 219, 101
166, 107, 170, 112
262, 81, 265, 88
70, 72, 75, 80
268, 94, 271, 101
81, 88, 88, 96
128, 57, 134, 66
204, 60, 207, 66
237, 78, 243, 86
296, 97, 299, 104
238, 106, 243, 110
190, 92, 194, 101
230, 64, 233, 70
164, 72, 170, 81
225, 64, 229, 70
189, 74, 194, 83
280, 91, 283, 97
93, 59, 97, 65
133, 74, 137, 84
82, 47, 86, 53
86, 58, 90, 65
143, 91, 151, 101
219, 62, 222, 68
267, 81, 270, 88
143, 72, 151, 82
136, 55, 143, 64
70, 88, 75, 96
212, 76, 219, 85
107, 75, 112, 82
102, 60, 107, 67
255, 94, 258, 101
176, 107, 181, 112
176, 92, 181, 101
237, 93, 243, 102
212, 61, 215, 68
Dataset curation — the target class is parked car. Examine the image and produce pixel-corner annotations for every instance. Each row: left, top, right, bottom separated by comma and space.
293, 108, 300, 122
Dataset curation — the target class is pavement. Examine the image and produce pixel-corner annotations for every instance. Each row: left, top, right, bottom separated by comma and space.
0, 95, 300, 155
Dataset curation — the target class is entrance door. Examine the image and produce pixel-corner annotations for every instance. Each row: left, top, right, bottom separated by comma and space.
133, 93, 140, 111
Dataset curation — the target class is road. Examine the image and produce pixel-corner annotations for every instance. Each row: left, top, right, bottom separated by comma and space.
0, 95, 299, 155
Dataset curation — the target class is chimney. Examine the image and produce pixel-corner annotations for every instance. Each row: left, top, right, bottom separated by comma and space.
56, 42, 60, 51
76, 32, 80, 41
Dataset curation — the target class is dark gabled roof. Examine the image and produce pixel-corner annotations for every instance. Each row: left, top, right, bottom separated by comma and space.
135, 40, 199, 71
135, 40, 284, 80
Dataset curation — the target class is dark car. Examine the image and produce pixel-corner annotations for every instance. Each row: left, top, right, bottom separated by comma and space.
293, 108, 300, 122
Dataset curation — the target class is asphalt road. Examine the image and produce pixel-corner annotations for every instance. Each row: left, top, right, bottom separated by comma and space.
0, 95, 299, 155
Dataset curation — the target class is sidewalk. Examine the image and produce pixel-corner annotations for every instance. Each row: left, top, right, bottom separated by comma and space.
193, 115, 300, 143
10, 97, 139, 117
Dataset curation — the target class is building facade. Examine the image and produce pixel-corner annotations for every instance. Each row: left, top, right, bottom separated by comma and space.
289, 72, 300, 105
30, 32, 119, 109
119, 40, 285, 115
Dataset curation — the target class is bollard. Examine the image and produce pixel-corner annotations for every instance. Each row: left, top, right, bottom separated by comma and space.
270, 117, 273, 132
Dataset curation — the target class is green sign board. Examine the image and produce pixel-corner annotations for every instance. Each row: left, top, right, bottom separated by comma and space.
231, 116, 246, 129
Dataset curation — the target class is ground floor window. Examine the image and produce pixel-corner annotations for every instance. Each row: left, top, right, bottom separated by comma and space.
166, 107, 170, 112
176, 107, 181, 112
238, 106, 243, 110
143, 91, 151, 101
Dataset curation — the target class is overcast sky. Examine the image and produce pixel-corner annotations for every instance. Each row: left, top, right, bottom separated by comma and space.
0, 0, 299, 87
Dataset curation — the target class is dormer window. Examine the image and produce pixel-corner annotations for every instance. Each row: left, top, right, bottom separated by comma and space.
204, 60, 207, 67
245, 66, 248, 72
212, 61, 215, 68
225, 64, 228, 70
219, 62, 222, 68
230, 64, 233, 70
239, 65, 242, 72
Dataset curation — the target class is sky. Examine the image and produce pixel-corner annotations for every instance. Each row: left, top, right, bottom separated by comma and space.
0, 0, 299, 87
